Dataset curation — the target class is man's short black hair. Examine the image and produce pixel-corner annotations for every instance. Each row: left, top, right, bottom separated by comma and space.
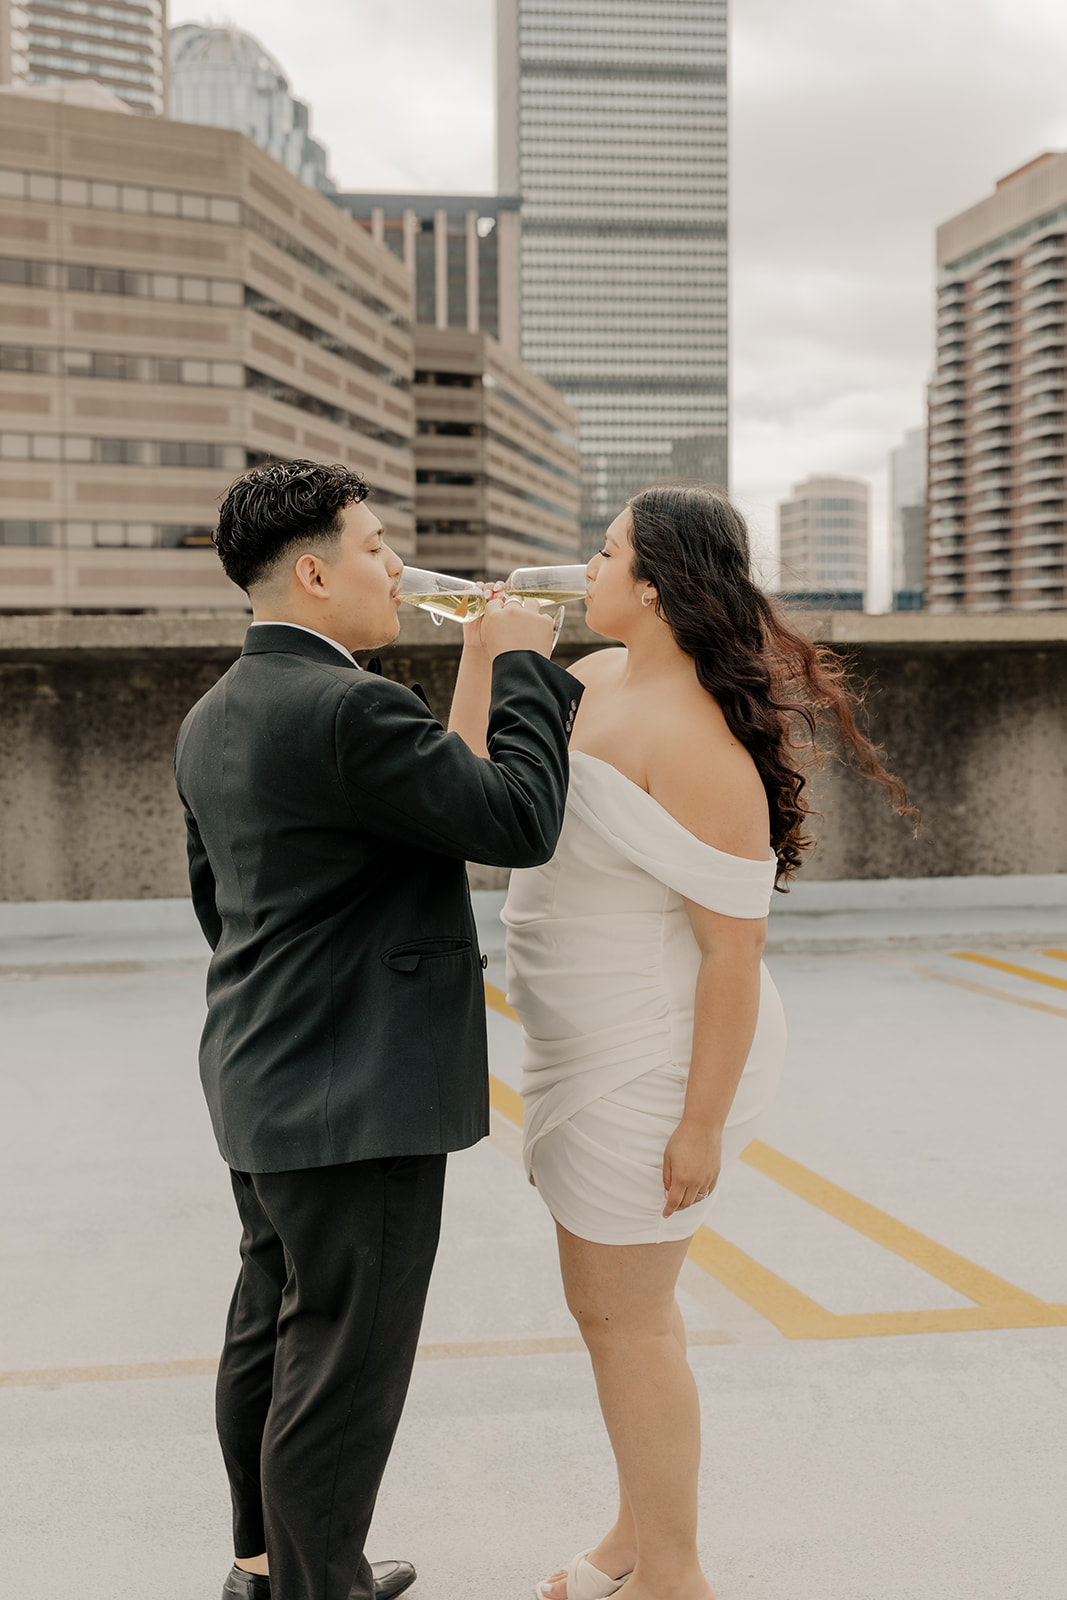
215, 459, 369, 592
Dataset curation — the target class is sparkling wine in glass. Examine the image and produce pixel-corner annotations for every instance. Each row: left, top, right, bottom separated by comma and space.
398, 566, 486, 626
503, 563, 588, 648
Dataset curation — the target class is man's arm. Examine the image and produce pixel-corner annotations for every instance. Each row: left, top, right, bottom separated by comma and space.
335, 651, 582, 867
181, 798, 223, 950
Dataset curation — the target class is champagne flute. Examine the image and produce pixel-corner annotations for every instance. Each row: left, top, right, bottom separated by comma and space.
397, 566, 486, 626
503, 563, 588, 649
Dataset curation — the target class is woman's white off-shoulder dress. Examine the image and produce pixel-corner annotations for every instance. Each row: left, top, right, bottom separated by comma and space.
502, 752, 787, 1246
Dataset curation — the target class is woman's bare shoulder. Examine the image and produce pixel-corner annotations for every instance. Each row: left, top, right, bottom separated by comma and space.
564, 646, 626, 686
646, 697, 770, 860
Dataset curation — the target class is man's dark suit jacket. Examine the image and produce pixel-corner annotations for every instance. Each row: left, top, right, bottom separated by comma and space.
174, 624, 582, 1174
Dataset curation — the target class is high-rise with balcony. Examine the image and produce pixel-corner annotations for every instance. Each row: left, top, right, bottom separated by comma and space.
496, 0, 728, 554
0, 0, 166, 116
928, 153, 1067, 613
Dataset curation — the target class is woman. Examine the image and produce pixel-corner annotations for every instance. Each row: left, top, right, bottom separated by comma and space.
449, 486, 909, 1600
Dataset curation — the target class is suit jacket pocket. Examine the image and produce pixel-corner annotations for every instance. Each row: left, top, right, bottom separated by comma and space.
381, 936, 473, 973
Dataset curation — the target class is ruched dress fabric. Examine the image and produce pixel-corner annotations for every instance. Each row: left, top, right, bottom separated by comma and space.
502, 752, 787, 1246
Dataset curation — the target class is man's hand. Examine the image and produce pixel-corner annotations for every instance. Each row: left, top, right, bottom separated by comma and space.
483, 592, 555, 661
460, 582, 504, 656
662, 1118, 723, 1217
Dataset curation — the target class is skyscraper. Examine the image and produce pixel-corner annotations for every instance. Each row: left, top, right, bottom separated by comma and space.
777, 476, 869, 607
928, 152, 1067, 613
889, 426, 926, 609
169, 23, 336, 197
0, 0, 166, 115
496, 0, 728, 553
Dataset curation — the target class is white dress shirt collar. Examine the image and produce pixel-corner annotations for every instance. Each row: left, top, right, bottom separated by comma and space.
248, 620, 359, 667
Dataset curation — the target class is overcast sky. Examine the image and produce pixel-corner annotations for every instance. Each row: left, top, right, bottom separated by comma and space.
172, 0, 1067, 605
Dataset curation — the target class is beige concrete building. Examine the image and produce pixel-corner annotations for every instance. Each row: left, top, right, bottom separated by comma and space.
413, 326, 579, 579
1, 0, 167, 116
929, 152, 1067, 613
0, 88, 415, 612
777, 475, 869, 600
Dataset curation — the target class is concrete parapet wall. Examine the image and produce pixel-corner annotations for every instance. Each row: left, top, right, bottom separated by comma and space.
0, 609, 1064, 900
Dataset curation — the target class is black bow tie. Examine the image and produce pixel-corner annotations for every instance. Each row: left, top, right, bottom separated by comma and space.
361, 655, 430, 710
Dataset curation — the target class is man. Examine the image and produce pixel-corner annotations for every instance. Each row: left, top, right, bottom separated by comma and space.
174, 460, 582, 1600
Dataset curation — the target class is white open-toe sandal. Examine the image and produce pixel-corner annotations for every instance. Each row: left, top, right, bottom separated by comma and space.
534, 1549, 632, 1600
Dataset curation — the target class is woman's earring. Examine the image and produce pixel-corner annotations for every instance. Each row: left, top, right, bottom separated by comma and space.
641, 591, 655, 607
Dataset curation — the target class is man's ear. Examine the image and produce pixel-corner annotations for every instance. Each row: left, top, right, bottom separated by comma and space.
294, 552, 327, 597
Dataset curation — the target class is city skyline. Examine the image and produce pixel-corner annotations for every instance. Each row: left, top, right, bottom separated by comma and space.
155, 0, 1067, 605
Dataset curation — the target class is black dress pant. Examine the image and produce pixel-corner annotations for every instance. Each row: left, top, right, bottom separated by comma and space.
216, 1154, 447, 1600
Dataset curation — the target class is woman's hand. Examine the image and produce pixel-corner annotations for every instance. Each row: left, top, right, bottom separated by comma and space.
482, 590, 556, 660
662, 1118, 723, 1217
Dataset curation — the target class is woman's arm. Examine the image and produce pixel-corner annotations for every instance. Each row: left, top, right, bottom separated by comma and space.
447, 584, 504, 757
643, 704, 772, 1217
661, 904, 766, 1217
448, 626, 493, 758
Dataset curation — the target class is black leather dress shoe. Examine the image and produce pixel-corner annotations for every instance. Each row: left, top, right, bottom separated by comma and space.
370, 1559, 417, 1600
222, 1568, 271, 1600
221, 1559, 416, 1600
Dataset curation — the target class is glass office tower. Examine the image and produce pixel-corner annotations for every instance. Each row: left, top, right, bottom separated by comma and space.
497, 0, 728, 552
169, 23, 336, 196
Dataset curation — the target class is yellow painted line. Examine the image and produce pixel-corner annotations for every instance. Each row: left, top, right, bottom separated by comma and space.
873, 951, 1067, 1018
484, 980, 519, 1022
419, 1329, 735, 1358
0, 1328, 740, 1389
419, 1335, 581, 1360
739, 1140, 1046, 1311
485, 982, 524, 1125
952, 950, 1067, 994
683, 1234, 1067, 1339
809, 1304, 1067, 1338
483, 986, 1065, 1339
906, 964, 1067, 1020
686, 1228, 830, 1336
489, 1073, 524, 1127
1042, 949, 1067, 964
0, 1357, 218, 1389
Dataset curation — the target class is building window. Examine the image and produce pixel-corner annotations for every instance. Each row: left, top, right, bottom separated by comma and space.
0, 432, 245, 468
0, 345, 244, 386
245, 367, 409, 449
246, 289, 410, 390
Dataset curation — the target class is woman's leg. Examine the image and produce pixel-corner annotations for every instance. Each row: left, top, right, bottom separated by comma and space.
551, 1223, 713, 1600
540, 1305, 689, 1598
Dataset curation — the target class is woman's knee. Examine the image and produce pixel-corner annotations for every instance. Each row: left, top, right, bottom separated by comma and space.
565, 1290, 677, 1351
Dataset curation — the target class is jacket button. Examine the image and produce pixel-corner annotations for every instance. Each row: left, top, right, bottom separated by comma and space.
481, 954, 488, 970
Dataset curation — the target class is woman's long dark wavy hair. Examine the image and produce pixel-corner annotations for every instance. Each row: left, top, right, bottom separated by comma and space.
627, 485, 915, 889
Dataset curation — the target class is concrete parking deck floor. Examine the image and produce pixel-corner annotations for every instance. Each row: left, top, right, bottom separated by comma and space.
1, 896, 1065, 1600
